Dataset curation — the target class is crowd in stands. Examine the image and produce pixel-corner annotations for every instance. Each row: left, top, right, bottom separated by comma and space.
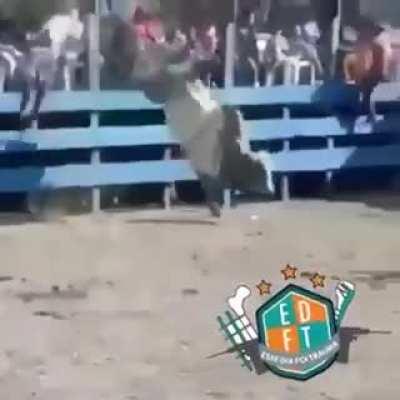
128, 4, 400, 92
0, 3, 399, 96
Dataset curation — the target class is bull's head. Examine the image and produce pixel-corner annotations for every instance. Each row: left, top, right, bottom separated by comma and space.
100, 14, 190, 94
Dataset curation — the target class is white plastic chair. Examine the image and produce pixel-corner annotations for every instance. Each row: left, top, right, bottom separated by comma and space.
293, 59, 316, 84
266, 57, 316, 85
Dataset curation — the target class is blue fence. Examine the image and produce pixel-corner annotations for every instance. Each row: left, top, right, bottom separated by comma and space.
1, 82, 400, 211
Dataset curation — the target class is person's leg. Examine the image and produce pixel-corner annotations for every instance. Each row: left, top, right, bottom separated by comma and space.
361, 80, 377, 123
17, 53, 39, 129
248, 58, 259, 86
19, 80, 30, 112
19, 75, 32, 130
316, 23, 334, 80
32, 74, 46, 122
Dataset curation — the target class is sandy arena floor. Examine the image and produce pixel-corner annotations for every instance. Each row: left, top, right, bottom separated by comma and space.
0, 200, 399, 400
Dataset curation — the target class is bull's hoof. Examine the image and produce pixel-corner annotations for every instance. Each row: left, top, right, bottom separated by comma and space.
199, 174, 224, 217
207, 201, 222, 218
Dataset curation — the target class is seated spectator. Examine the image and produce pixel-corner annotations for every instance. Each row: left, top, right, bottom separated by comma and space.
260, 21, 323, 86
262, 30, 290, 85
234, 9, 259, 87
288, 22, 323, 78
189, 23, 223, 87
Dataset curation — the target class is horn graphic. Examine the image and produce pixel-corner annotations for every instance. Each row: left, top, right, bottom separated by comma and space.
334, 281, 356, 325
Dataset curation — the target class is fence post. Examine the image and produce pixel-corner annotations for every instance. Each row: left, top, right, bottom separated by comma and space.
224, 23, 236, 88
325, 137, 335, 196
0, 64, 6, 93
90, 112, 101, 212
163, 148, 177, 210
330, 0, 343, 78
221, 22, 236, 207
281, 107, 291, 202
88, 13, 101, 213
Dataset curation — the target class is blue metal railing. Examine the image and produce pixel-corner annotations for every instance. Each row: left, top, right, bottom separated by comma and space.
0, 82, 399, 209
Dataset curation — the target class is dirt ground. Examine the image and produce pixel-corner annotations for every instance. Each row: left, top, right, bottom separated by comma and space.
0, 200, 399, 400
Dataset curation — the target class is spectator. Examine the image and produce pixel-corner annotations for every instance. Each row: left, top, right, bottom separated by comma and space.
288, 22, 323, 78
234, 9, 259, 87
131, 7, 166, 44
343, 16, 391, 121
131, 6, 148, 40
41, 8, 84, 61
190, 23, 223, 87
311, 0, 338, 78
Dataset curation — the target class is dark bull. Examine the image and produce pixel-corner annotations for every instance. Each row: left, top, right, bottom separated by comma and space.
100, 14, 273, 217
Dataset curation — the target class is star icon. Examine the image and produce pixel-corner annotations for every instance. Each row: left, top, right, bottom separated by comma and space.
310, 273, 326, 289
256, 280, 272, 296
281, 264, 298, 280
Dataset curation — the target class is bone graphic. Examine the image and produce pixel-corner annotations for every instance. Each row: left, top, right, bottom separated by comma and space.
227, 285, 258, 341
334, 281, 356, 325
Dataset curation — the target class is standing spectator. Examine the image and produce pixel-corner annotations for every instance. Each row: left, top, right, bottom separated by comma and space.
234, 9, 259, 87
343, 17, 391, 121
310, 0, 338, 78
190, 23, 223, 87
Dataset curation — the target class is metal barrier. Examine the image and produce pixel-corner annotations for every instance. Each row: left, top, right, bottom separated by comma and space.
0, 81, 400, 212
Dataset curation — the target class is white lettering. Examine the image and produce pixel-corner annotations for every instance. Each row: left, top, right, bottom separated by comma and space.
300, 325, 312, 349
279, 303, 291, 325
298, 300, 311, 323
282, 328, 293, 352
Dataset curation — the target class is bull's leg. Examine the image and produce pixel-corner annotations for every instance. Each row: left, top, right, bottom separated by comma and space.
198, 173, 224, 218
180, 114, 225, 217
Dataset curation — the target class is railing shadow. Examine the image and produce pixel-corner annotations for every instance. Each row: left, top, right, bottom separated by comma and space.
0, 138, 45, 218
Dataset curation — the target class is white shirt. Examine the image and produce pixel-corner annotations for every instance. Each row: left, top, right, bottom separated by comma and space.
43, 12, 84, 59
